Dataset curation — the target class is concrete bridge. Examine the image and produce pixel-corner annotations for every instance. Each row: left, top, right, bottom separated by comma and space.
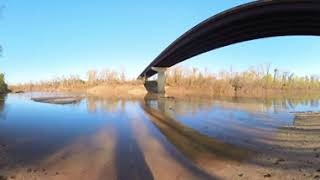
139, 0, 320, 94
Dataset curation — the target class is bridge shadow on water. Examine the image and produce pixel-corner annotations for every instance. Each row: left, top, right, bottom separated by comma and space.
0, 94, 219, 180
110, 95, 217, 180
113, 108, 154, 180
141, 93, 320, 178
0, 93, 320, 179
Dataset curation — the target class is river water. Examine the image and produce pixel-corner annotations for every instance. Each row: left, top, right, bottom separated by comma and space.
0, 92, 319, 179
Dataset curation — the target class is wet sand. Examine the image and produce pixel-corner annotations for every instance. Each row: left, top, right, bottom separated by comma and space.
0, 107, 216, 180
0, 127, 118, 180
31, 96, 82, 105
219, 112, 320, 179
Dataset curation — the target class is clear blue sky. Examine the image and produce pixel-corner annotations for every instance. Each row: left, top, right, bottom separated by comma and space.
1, 0, 320, 84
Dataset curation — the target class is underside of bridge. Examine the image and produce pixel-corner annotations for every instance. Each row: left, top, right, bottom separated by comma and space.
140, 0, 320, 94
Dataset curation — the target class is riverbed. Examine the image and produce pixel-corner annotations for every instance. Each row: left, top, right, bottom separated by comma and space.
0, 92, 319, 180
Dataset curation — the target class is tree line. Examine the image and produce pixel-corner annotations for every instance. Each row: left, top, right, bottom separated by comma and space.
166, 64, 320, 96
10, 65, 320, 97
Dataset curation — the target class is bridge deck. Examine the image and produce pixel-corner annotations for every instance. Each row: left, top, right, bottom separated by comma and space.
139, 0, 320, 78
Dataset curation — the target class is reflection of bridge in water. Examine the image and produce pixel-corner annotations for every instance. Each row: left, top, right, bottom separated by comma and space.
142, 95, 320, 178
139, 0, 320, 94
142, 95, 251, 177
0, 93, 319, 179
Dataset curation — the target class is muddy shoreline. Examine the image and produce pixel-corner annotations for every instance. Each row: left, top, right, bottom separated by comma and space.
233, 112, 320, 179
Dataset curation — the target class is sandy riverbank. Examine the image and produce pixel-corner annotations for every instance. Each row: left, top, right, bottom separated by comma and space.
31, 96, 83, 105
86, 84, 147, 99
221, 112, 320, 179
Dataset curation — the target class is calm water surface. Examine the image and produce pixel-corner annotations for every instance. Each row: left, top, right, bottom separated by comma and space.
0, 92, 320, 179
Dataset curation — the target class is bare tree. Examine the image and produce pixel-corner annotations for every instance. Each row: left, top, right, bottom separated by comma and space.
273, 68, 278, 82
87, 70, 97, 84
120, 68, 126, 82
264, 63, 271, 76
282, 71, 289, 84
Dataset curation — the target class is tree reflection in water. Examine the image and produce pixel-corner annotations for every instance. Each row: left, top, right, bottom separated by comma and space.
0, 94, 6, 120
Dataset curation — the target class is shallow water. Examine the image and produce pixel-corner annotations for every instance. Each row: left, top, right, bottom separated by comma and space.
0, 92, 320, 179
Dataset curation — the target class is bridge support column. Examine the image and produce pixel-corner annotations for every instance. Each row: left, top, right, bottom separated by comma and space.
152, 67, 167, 94
144, 67, 167, 94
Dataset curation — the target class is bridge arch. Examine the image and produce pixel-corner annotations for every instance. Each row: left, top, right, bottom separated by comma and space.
139, 0, 320, 80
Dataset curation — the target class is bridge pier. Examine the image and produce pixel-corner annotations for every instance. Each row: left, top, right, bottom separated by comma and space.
144, 67, 167, 94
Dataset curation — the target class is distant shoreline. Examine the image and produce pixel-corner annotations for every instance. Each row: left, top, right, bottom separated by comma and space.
9, 66, 320, 99
9, 83, 320, 100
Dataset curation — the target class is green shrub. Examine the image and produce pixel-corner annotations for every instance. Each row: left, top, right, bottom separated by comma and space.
0, 73, 8, 94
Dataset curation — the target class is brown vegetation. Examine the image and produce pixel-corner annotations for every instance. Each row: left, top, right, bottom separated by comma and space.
166, 65, 320, 97
12, 69, 141, 91
9, 65, 320, 98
